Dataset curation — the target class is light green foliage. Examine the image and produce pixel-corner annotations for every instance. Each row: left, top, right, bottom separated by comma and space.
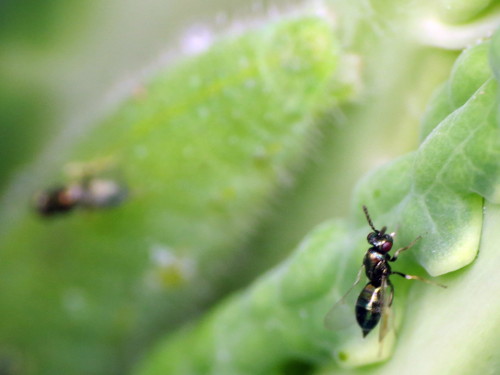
135, 221, 346, 375
2, 1, 500, 375
489, 25, 500, 79
447, 42, 492, 107
420, 41, 491, 140
355, 201, 500, 375
434, 0, 495, 24
404, 41, 499, 276
0, 17, 347, 375
133, 34, 500, 375
405, 79, 498, 275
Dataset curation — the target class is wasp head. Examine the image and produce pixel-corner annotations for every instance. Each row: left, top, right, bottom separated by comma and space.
367, 229, 393, 253
363, 205, 394, 253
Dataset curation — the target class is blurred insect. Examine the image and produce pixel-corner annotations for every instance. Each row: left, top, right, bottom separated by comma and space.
34, 159, 127, 217
325, 206, 446, 341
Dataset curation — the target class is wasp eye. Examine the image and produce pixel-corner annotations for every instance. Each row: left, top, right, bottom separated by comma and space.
367, 232, 377, 244
381, 241, 392, 253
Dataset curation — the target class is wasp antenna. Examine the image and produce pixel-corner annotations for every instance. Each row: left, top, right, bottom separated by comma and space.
362, 205, 377, 232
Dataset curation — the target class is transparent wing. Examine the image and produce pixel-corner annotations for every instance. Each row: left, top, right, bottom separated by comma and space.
324, 265, 364, 331
378, 276, 394, 343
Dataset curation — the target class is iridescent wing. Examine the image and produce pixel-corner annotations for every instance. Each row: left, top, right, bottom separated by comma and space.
324, 265, 364, 331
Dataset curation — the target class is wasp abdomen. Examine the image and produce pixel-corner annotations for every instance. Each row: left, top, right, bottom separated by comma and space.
355, 283, 383, 337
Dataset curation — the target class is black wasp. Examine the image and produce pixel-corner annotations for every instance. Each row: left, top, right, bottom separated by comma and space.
35, 177, 126, 217
325, 206, 445, 341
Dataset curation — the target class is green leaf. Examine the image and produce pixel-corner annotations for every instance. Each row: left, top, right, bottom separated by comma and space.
434, 0, 495, 24
134, 221, 347, 375
133, 36, 500, 374
360, 41, 499, 277
421, 41, 491, 141
4, 2, 500, 374
0, 16, 347, 375
359, 201, 500, 375
403, 79, 498, 276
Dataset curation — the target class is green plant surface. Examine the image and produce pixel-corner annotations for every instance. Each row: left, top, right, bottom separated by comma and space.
1, 1, 500, 375
347, 201, 500, 374
0, 16, 349, 375
133, 33, 500, 375
433, 0, 497, 24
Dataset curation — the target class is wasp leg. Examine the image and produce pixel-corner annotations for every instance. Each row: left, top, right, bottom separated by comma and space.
389, 236, 422, 262
392, 271, 447, 288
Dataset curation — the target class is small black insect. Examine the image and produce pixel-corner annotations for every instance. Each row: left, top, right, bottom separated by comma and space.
35, 178, 126, 217
325, 205, 445, 341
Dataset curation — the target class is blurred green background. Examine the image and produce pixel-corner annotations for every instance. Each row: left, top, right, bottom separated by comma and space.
1, 0, 498, 374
